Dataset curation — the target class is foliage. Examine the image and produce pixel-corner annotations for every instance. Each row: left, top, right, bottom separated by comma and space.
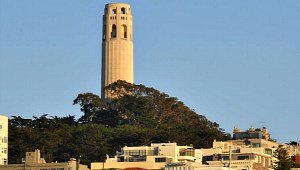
273, 145, 294, 170
73, 93, 101, 123
9, 81, 230, 165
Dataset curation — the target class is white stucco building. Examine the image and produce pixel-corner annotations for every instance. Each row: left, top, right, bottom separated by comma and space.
91, 143, 234, 170
199, 127, 279, 170
0, 115, 8, 165
91, 127, 280, 170
91, 143, 201, 170
0, 149, 89, 170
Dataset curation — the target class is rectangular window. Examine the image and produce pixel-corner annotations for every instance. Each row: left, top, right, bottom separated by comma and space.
237, 155, 249, 160
155, 158, 166, 162
2, 148, 7, 154
0, 125, 2, 129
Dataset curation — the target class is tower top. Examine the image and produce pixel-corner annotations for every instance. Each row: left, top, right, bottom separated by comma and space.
105, 3, 130, 6
104, 3, 131, 15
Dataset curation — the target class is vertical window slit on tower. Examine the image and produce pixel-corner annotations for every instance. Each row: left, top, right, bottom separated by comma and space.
111, 24, 117, 38
103, 25, 106, 40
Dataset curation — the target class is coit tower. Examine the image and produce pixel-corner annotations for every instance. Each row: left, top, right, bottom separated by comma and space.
101, 3, 134, 100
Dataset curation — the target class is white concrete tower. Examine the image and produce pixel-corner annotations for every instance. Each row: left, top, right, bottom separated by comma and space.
101, 3, 134, 100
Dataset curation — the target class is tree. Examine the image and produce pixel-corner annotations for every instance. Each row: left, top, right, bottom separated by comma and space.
9, 81, 231, 164
273, 146, 293, 170
73, 93, 101, 123
104, 80, 230, 147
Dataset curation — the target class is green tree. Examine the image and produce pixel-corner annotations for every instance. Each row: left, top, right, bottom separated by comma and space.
73, 93, 101, 123
9, 81, 231, 164
104, 80, 230, 147
273, 146, 293, 170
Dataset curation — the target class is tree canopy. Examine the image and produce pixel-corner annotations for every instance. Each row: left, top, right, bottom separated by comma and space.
9, 81, 230, 165
273, 145, 300, 170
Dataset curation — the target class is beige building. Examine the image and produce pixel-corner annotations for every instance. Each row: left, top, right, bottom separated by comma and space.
0, 115, 8, 165
91, 143, 201, 170
200, 143, 275, 170
101, 3, 134, 100
91, 142, 248, 170
91, 127, 281, 170
199, 127, 279, 170
0, 149, 89, 170
233, 127, 270, 141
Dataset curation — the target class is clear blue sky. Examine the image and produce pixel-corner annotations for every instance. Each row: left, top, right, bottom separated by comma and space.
0, 0, 299, 143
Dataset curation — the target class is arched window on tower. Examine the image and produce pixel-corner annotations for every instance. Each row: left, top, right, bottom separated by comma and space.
121, 25, 127, 38
111, 24, 117, 38
121, 7, 126, 14
112, 8, 117, 14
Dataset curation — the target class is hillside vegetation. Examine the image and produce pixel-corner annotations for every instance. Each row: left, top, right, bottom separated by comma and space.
9, 81, 230, 165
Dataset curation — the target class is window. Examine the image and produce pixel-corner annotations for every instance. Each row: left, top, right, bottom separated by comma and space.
2, 158, 7, 165
2, 148, 7, 154
0, 125, 2, 129
124, 150, 146, 156
179, 148, 194, 156
103, 26, 106, 40
122, 25, 127, 38
155, 157, 166, 162
111, 24, 117, 38
121, 7, 126, 14
237, 155, 249, 160
112, 9, 116, 14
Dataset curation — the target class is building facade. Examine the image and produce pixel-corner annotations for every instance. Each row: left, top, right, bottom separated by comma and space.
91, 128, 281, 170
0, 149, 89, 170
0, 115, 8, 165
101, 3, 134, 100
91, 142, 252, 170
199, 127, 279, 170
233, 127, 270, 141
91, 143, 201, 170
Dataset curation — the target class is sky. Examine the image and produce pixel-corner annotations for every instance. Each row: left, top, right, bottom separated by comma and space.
0, 0, 299, 143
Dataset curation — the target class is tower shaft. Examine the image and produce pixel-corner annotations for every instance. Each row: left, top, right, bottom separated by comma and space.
101, 3, 134, 100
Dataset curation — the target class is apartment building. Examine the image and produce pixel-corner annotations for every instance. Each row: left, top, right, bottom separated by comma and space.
91, 142, 201, 170
0, 115, 8, 165
199, 127, 279, 170
0, 149, 89, 170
